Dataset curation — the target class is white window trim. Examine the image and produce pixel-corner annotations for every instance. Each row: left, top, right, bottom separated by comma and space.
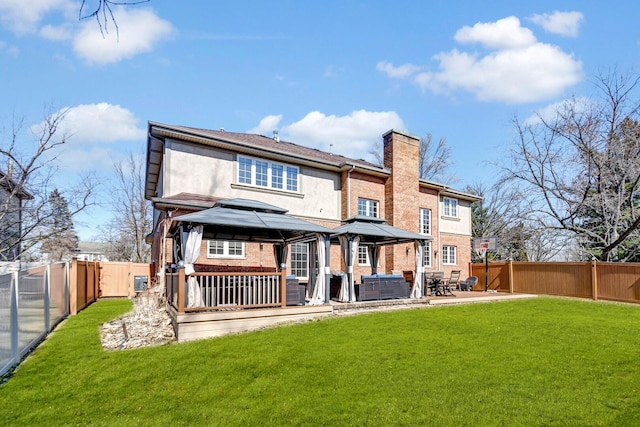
442, 197, 458, 218
237, 155, 300, 193
419, 208, 431, 235
442, 245, 457, 265
358, 246, 370, 266
423, 241, 432, 268
206, 240, 245, 259
357, 197, 379, 218
290, 242, 309, 280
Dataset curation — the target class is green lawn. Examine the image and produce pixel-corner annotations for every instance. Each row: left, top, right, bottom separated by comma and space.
1, 297, 640, 426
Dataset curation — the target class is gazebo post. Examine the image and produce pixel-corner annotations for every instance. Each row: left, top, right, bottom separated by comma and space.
324, 235, 331, 303
280, 265, 287, 307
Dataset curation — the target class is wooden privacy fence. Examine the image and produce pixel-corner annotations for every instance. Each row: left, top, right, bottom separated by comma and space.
470, 261, 640, 303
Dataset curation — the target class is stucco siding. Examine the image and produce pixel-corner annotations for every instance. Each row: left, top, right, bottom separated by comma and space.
439, 199, 472, 235
163, 139, 341, 220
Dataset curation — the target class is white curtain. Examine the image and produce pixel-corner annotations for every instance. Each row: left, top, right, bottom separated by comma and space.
338, 235, 359, 303
183, 225, 204, 308
410, 241, 424, 299
310, 235, 326, 305
273, 243, 289, 271
368, 245, 380, 275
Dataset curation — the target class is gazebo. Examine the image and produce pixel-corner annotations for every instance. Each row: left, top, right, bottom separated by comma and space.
167, 198, 334, 311
330, 215, 433, 302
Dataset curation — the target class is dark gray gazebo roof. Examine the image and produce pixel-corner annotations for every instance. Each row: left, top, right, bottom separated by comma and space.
330, 215, 432, 246
171, 198, 332, 243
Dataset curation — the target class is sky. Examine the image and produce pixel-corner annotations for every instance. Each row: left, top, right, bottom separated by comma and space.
1, 1, 639, 241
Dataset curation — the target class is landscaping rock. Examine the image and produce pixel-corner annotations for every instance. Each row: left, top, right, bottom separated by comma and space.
100, 292, 175, 350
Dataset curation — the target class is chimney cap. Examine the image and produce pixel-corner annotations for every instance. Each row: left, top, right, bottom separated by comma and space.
273, 130, 279, 142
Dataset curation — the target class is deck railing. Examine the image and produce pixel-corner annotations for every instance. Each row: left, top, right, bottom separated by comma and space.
166, 270, 286, 312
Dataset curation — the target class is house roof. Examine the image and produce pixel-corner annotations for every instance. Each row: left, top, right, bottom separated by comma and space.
0, 170, 33, 200
146, 121, 388, 200
145, 121, 481, 203
171, 198, 333, 243
330, 215, 432, 246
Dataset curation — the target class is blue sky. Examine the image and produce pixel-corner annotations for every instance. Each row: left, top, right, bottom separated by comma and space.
1, 1, 639, 240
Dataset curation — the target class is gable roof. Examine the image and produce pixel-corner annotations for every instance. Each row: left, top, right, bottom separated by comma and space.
145, 121, 481, 203
146, 121, 388, 199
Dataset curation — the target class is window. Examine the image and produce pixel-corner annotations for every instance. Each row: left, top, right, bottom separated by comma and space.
419, 208, 431, 235
290, 243, 309, 278
422, 242, 432, 267
286, 166, 298, 191
207, 240, 245, 258
443, 197, 458, 218
357, 198, 379, 217
238, 157, 252, 184
358, 246, 370, 266
237, 155, 299, 192
442, 245, 457, 265
271, 164, 283, 189
255, 160, 268, 186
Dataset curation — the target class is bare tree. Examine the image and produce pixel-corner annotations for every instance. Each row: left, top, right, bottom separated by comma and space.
368, 133, 457, 184
102, 153, 152, 263
79, 0, 150, 38
0, 109, 94, 261
419, 134, 457, 184
503, 71, 640, 261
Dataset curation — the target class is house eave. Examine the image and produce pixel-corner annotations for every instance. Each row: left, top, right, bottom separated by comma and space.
145, 121, 390, 197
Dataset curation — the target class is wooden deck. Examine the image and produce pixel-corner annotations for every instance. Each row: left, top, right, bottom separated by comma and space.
167, 290, 536, 342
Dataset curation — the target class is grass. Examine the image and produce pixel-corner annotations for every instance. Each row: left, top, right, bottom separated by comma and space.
1, 297, 640, 426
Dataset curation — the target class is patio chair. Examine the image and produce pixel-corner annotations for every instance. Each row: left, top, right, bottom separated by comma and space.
446, 270, 461, 291
459, 276, 478, 291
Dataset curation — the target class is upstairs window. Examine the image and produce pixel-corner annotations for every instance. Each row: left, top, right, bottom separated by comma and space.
443, 197, 458, 218
237, 155, 299, 192
419, 208, 431, 235
358, 198, 379, 217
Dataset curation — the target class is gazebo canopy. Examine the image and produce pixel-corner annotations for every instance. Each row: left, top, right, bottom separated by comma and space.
330, 215, 432, 246
171, 198, 332, 243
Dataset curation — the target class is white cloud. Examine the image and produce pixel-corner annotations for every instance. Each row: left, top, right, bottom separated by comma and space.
39, 23, 72, 41
30, 103, 145, 172
381, 16, 583, 104
60, 103, 146, 143
528, 11, 584, 37
523, 97, 591, 125
247, 115, 283, 135
276, 110, 404, 161
0, 0, 72, 34
73, 7, 174, 65
376, 61, 422, 78
454, 16, 536, 49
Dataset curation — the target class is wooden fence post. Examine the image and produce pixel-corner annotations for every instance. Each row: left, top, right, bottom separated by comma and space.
69, 259, 78, 315
591, 261, 598, 301
508, 260, 514, 294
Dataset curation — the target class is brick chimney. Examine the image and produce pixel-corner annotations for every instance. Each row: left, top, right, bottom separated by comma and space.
383, 129, 421, 271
